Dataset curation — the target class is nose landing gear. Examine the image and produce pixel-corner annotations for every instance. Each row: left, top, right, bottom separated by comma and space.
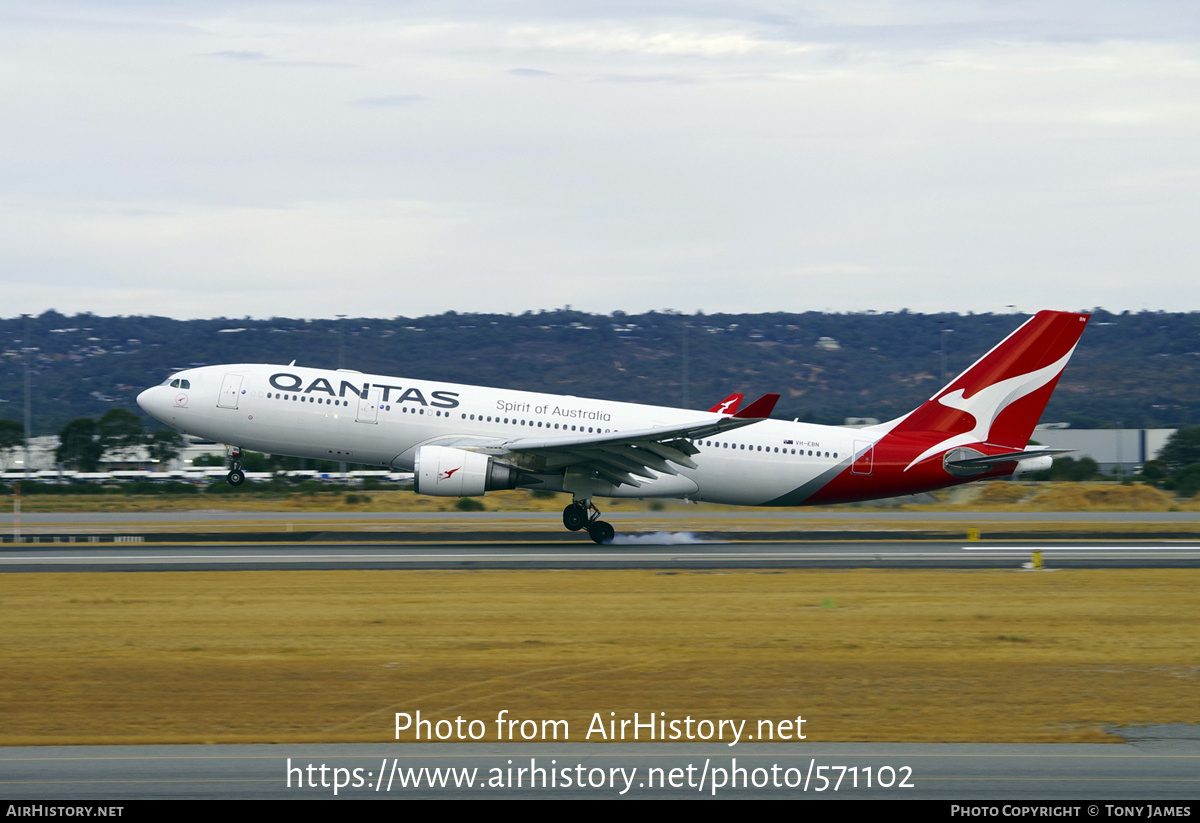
562, 499, 615, 544
226, 447, 245, 486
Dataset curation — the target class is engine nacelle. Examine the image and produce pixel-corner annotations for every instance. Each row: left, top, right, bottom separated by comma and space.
413, 445, 520, 497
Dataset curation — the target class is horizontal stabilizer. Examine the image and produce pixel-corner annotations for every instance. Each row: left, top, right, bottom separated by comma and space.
944, 447, 1073, 469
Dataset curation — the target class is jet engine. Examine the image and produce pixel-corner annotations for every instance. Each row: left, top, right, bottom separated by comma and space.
413, 445, 521, 497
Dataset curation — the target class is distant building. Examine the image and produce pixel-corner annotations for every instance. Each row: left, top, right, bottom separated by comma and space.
2, 435, 226, 473
843, 417, 881, 427
1031, 426, 1175, 473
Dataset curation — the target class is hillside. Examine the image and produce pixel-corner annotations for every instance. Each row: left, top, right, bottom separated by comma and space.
1, 309, 1196, 435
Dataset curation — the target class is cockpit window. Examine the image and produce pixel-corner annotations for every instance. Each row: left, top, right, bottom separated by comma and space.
166, 378, 192, 389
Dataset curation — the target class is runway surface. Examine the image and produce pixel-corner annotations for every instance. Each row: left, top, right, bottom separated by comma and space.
2, 507, 1198, 570
4, 728, 1200, 800
3, 539, 1200, 571
2, 509, 1196, 567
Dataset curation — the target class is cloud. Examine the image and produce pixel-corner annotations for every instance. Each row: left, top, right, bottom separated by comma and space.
266, 60, 356, 69
3, 1, 1200, 319
592, 73, 698, 84
202, 50, 267, 61
199, 51, 352, 69
353, 94, 427, 107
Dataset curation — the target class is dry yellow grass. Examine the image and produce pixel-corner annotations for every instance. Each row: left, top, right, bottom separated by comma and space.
1024, 483, 1181, 511
968, 482, 1034, 506
3, 569, 1197, 746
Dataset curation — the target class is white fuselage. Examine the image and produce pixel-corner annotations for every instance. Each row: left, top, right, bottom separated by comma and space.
137, 363, 871, 506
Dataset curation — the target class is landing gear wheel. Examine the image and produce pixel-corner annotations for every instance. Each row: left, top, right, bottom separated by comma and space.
587, 520, 615, 545
226, 446, 244, 487
562, 503, 588, 531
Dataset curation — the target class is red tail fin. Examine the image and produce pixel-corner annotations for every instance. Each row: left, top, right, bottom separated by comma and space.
880, 311, 1089, 468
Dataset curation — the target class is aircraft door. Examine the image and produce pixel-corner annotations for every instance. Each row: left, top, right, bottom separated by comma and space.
356, 389, 381, 424
218, 374, 243, 409
851, 441, 874, 475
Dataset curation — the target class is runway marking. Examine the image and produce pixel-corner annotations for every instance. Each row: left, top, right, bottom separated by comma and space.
5, 546, 1199, 569
962, 546, 1200, 551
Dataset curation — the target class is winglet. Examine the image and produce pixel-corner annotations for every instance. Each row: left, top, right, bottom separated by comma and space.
734, 393, 780, 419
707, 393, 744, 415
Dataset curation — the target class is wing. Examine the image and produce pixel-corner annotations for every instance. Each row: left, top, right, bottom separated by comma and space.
476, 411, 768, 489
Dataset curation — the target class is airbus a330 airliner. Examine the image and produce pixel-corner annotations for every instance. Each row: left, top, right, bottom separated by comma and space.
137, 311, 1089, 543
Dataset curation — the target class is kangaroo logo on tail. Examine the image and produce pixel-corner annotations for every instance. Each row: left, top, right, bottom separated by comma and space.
904, 344, 1079, 470
876, 311, 1090, 470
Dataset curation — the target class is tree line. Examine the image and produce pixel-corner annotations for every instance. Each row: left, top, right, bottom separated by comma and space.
0, 410, 183, 472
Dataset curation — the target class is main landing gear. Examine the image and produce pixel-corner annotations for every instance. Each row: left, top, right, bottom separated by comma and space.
562, 500, 615, 545
226, 447, 245, 486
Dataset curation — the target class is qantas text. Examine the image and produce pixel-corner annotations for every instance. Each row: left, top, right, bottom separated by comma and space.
269, 373, 459, 408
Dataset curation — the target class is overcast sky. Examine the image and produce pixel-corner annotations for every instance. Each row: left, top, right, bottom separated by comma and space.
2, 1, 1198, 319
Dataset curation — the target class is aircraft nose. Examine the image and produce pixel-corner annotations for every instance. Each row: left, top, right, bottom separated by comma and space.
137, 386, 169, 423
